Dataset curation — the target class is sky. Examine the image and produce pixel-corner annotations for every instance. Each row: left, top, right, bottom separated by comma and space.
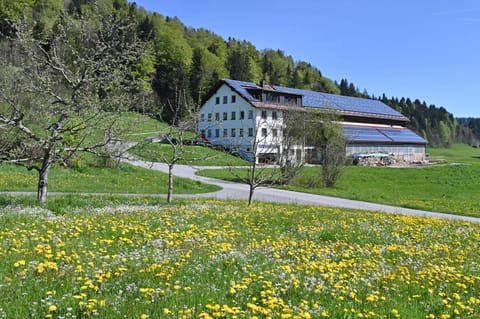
129, 0, 480, 118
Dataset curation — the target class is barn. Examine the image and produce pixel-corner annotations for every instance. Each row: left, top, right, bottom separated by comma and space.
198, 79, 427, 164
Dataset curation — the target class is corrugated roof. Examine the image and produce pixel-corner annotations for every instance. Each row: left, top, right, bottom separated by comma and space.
224, 79, 407, 120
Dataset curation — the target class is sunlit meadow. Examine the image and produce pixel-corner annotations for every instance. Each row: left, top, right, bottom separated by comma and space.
1, 200, 479, 318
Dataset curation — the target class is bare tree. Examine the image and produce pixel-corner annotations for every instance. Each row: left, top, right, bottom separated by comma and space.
133, 90, 203, 203
222, 108, 345, 203
0, 13, 145, 203
220, 109, 304, 205
160, 93, 191, 204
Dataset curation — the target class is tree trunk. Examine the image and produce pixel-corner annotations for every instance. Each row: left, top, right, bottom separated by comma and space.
167, 164, 174, 203
37, 162, 51, 204
248, 185, 255, 205
247, 161, 257, 205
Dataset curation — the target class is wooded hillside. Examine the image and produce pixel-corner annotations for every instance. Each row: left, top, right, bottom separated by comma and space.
1, 0, 477, 147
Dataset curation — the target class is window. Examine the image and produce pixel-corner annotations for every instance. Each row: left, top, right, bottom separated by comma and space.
261, 110, 267, 119
261, 128, 267, 137
223, 96, 228, 104
207, 113, 212, 122
240, 111, 245, 120
231, 112, 236, 120
215, 129, 220, 138
215, 97, 220, 104
207, 129, 212, 138
215, 112, 220, 121
223, 128, 228, 137
231, 95, 236, 103
223, 112, 228, 121
272, 111, 278, 120
248, 110, 253, 119
231, 128, 236, 137
248, 128, 254, 137
200, 113, 205, 122
272, 129, 278, 137
239, 128, 244, 137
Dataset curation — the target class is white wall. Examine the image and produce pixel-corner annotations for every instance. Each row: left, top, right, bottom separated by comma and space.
198, 84, 285, 159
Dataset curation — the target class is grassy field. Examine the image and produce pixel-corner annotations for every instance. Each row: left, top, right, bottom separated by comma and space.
428, 143, 480, 164
0, 200, 479, 319
198, 144, 480, 217
0, 163, 220, 195
131, 143, 248, 166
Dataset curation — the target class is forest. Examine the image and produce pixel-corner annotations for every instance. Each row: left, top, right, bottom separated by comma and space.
1, 0, 478, 147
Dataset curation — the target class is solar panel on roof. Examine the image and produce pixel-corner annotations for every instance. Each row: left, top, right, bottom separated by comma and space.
224, 79, 258, 101
343, 126, 392, 142
225, 80, 406, 119
343, 126, 427, 144
272, 84, 405, 118
320, 94, 404, 118
380, 128, 427, 143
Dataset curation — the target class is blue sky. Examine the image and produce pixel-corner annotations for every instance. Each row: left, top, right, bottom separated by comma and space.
130, 0, 480, 117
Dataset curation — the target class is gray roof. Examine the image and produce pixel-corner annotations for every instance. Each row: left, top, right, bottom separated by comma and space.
224, 79, 407, 121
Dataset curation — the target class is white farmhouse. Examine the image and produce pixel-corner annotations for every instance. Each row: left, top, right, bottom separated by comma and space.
198, 79, 427, 164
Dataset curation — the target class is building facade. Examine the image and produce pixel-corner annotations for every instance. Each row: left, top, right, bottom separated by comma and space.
198, 79, 427, 164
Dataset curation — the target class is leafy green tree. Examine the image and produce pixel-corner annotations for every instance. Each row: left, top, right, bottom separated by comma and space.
152, 18, 192, 123
261, 49, 294, 86
303, 111, 346, 187
227, 47, 252, 81
189, 47, 228, 110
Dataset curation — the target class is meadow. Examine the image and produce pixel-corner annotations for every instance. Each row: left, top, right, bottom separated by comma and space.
131, 143, 248, 166
0, 200, 479, 319
0, 163, 220, 194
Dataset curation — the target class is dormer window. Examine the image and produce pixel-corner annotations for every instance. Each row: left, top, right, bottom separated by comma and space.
245, 87, 302, 106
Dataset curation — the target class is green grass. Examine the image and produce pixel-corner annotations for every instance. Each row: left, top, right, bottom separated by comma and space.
428, 143, 480, 164
285, 164, 480, 217
121, 113, 197, 142
198, 144, 480, 217
0, 200, 479, 318
121, 112, 171, 142
0, 163, 220, 195
131, 143, 249, 166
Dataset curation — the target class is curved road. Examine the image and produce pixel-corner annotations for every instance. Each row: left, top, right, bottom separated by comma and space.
123, 158, 480, 223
